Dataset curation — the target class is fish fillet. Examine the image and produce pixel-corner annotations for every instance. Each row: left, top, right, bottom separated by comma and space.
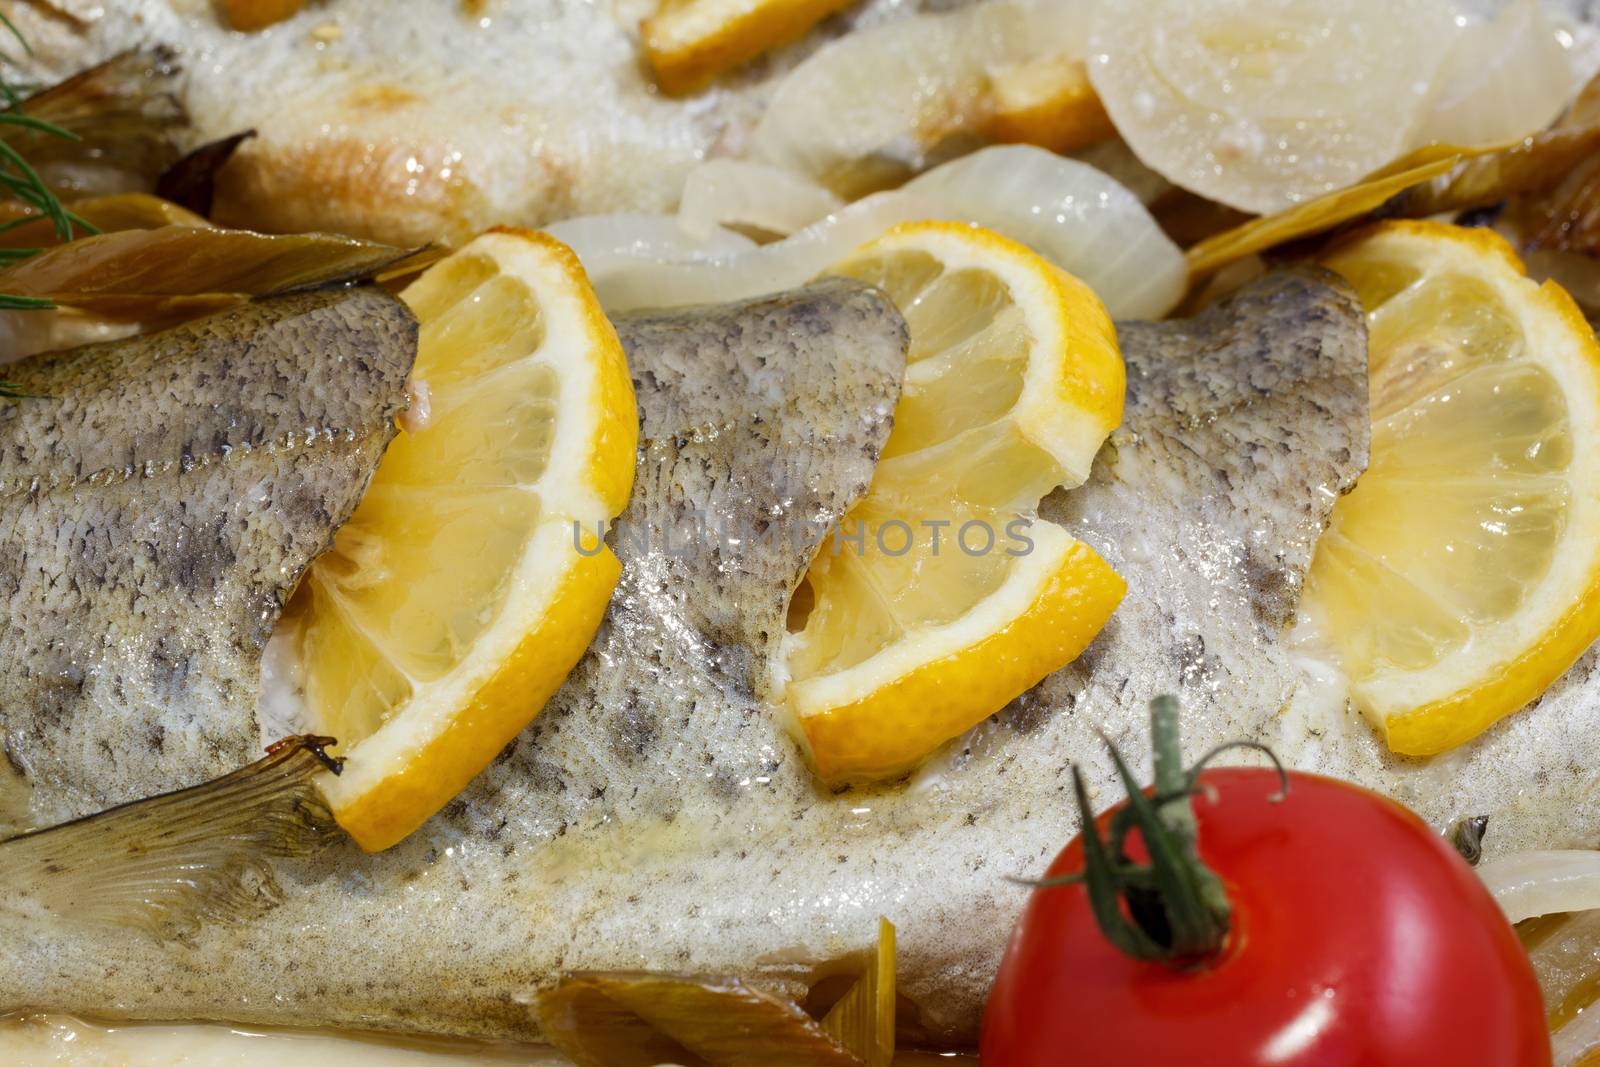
0, 287, 417, 832
2, 270, 1382, 1044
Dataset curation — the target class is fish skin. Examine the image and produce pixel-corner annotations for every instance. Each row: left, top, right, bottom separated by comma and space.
0, 287, 417, 831
5, 0, 943, 246
1053, 267, 1371, 631
25, 269, 1600, 1046
0, 271, 1373, 1045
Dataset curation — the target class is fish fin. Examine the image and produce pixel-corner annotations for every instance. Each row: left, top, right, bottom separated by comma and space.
0, 736, 342, 940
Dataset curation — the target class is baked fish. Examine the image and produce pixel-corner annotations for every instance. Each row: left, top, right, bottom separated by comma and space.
1, 269, 1385, 1045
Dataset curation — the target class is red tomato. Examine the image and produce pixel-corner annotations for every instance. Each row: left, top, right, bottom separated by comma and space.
980, 768, 1550, 1066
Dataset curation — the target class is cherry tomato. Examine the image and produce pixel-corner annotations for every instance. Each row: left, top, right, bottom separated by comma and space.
981, 768, 1550, 1066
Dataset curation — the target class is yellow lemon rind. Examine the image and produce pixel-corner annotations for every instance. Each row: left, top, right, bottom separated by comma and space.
311, 227, 638, 849
329, 534, 617, 851
328, 529, 622, 851
838, 221, 1125, 485
792, 529, 1126, 783
1384, 567, 1600, 755
477, 226, 639, 519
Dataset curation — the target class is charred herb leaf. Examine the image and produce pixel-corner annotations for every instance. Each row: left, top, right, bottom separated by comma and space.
1, 47, 186, 201
537, 922, 896, 1067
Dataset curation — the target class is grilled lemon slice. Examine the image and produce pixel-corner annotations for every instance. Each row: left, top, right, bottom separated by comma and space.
1304, 221, 1600, 755
780, 222, 1127, 782
280, 228, 637, 850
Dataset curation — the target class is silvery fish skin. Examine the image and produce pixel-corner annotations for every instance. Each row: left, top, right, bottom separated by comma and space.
0, 287, 417, 833
5, 0, 943, 247
0, 270, 1377, 1045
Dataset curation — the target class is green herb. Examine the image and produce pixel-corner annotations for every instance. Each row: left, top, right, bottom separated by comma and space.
0, 12, 94, 244
0, 11, 99, 398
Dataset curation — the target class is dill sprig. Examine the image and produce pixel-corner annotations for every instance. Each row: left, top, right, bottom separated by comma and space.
0, 12, 97, 398
0, 12, 93, 244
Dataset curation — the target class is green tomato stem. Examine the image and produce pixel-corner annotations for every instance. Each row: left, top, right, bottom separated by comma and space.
1045, 696, 1288, 965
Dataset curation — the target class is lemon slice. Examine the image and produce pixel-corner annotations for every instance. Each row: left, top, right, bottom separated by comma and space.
780, 221, 1127, 782
642, 0, 856, 95
279, 228, 637, 850
1303, 221, 1600, 755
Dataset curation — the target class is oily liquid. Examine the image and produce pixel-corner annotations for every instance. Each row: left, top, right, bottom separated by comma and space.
0, 1014, 566, 1067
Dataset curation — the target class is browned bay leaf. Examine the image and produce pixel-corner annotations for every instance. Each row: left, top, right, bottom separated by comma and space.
0, 223, 437, 319
0, 193, 211, 250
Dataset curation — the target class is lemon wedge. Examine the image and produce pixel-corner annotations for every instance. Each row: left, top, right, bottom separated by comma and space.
1303, 221, 1600, 755
279, 228, 637, 850
780, 221, 1127, 782
643, 0, 856, 95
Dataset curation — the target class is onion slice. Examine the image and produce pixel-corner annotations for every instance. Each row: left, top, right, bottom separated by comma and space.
748, 3, 1018, 194
1088, 0, 1459, 214
1519, 906, 1600, 1066
747, 0, 1087, 196
1419, 0, 1571, 149
543, 212, 754, 268
1478, 849, 1600, 924
677, 160, 844, 239
560, 146, 1184, 320
1555, 1004, 1600, 1067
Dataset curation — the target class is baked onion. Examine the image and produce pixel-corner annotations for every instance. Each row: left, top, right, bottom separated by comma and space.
747, 0, 1088, 197
1418, 0, 1571, 149
677, 160, 844, 239
558, 146, 1184, 320
1088, 0, 1459, 214
1480, 850, 1600, 925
